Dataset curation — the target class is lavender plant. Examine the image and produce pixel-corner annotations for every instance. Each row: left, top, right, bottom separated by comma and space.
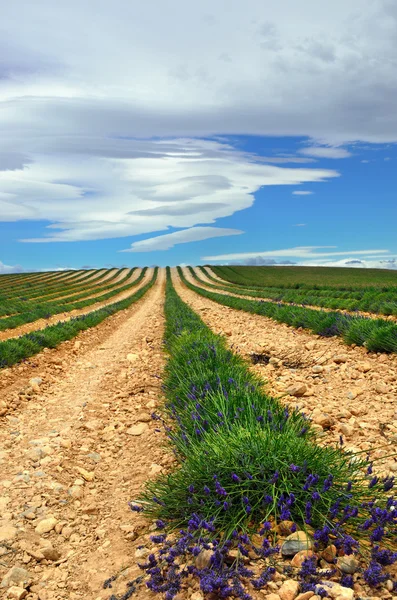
126, 268, 396, 600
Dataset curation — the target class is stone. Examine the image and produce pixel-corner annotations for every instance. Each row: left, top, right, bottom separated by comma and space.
126, 423, 148, 436
135, 412, 151, 422
265, 595, 281, 600
305, 341, 316, 350
317, 583, 353, 600
127, 353, 139, 362
1, 567, 31, 588
312, 412, 334, 429
29, 377, 42, 387
312, 366, 323, 374
277, 521, 296, 536
282, 531, 313, 557
337, 555, 359, 574
321, 545, 337, 562
190, 593, 204, 600
35, 517, 58, 535
295, 594, 314, 600
278, 579, 300, 600
375, 382, 388, 394
339, 423, 354, 437
76, 467, 95, 481
0, 523, 17, 542
286, 384, 307, 397
69, 486, 83, 499
7, 587, 28, 600
291, 550, 315, 567
41, 545, 61, 561
334, 355, 348, 364
195, 549, 212, 570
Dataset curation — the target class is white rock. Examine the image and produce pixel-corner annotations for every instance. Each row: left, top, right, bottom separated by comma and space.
35, 517, 58, 535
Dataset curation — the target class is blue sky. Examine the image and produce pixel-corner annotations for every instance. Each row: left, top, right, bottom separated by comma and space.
1, 0, 397, 272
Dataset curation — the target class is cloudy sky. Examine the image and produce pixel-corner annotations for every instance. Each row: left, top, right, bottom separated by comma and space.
0, 0, 396, 272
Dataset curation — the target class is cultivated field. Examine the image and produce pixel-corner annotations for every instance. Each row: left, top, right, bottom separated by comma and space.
0, 267, 396, 600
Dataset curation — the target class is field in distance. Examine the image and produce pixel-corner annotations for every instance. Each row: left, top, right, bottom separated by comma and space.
211, 264, 397, 288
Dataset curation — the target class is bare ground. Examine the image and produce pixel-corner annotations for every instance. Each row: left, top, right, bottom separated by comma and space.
0, 269, 173, 600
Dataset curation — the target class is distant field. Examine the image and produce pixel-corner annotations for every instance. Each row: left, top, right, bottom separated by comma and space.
211, 265, 397, 289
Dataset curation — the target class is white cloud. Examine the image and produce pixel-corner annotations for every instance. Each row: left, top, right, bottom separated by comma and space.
0, 261, 23, 274
0, 138, 337, 243
299, 147, 352, 159
292, 190, 314, 195
293, 224, 306, 227
203, 246, 390, 262
1, 0, 397, 146
299, 257, 397, 270
1, 0, 397, 247
361, 159, 370, 163
120, 226, 243, 252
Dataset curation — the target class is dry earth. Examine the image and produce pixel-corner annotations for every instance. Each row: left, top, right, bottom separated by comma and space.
1, 268, 396, 600
0, 269, 177, 600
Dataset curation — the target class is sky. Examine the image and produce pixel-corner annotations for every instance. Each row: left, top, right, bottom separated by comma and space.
0, 0, 396, 272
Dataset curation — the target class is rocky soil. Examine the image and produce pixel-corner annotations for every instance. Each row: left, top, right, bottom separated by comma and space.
1, 267, 396, 600
0, 269, 176, 600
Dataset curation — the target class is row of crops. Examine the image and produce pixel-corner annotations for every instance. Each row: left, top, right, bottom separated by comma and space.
0, 268, 148, 333
182, 268, 397, 354
212, 265, 397, 290
130, 269, 397, 599
202, 268, 397, 317
0, 269, 158, 368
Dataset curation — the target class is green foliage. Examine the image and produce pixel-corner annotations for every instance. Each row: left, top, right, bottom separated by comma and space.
196, 267, 397, 316
211, 265, 397, 290
180, 268, 397, 354
139, 268, 396, 562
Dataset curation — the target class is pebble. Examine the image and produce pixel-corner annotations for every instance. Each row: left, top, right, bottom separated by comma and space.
0, 523, 17, 541
126, 423, 149, 436
334, 355, 348, 364
195, 549, 212, 569
281, 531, 313, 557
6, 587, 28, 600
278, 579, 300, 600
41, 545, 61, 561
286, 384, 307, 397
317, 583, 354, 600
295, 593, 314, 600
35, 517, 58, 535
76, 467, 95, 481
1, 567, 31, 589
337, 555, 359, 574
291, 549, 315, 567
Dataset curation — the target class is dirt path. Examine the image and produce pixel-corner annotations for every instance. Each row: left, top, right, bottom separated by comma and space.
0, 268, 171, 600
173, 269, 397, 472
0, 268, 149, 342
189, 267, 397, 323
